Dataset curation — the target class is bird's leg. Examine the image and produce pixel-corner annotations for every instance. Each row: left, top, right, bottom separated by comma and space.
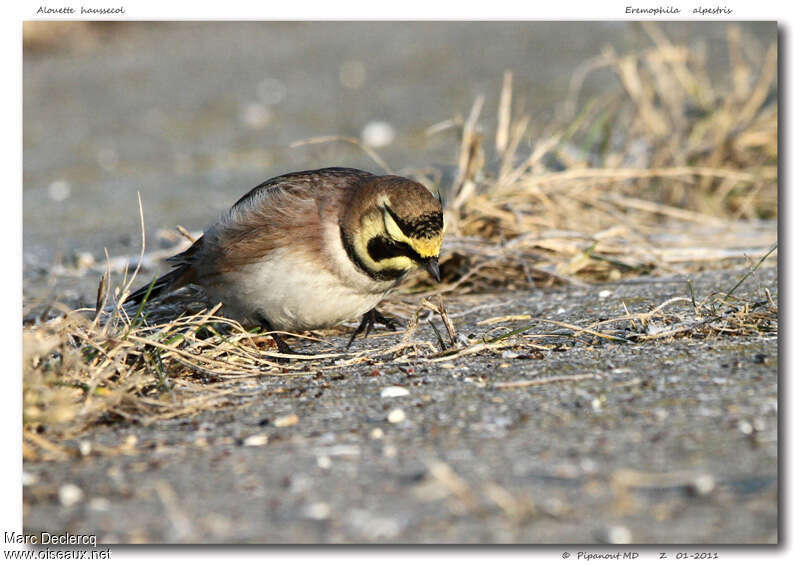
256, 315, 296, 355
346, 308, 400, 349
346, 312, 374, 349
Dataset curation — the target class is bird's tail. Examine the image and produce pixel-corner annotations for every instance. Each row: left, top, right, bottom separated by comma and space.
125, 264, 193, 307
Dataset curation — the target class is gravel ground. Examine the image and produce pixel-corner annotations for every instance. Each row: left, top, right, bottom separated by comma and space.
23, 266, 778, 544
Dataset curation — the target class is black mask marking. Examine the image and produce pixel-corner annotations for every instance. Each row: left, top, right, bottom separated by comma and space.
367, 236, 424, 264
340, 226, 408, 282
384, 207, 443, 239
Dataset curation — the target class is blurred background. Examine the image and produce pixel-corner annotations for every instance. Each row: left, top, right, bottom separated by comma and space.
23, 21, 776, 305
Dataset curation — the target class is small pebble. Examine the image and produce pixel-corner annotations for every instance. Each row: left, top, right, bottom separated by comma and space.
687, 473, 715, 497
381, 386, 409, 398
316, 455, 332, 469
361, 121, 395, 148
347, 509, 401, 540
22, 472, 37, 487
738, 420, 754, 435
275, 414, 299, 427
596, 524, 633, 544
305, 502, 331, 521
58, 484, 84, 507
598, 289, 613, 299
88, 497, 111, 512
74, 252, 95, 270
322, 444, 360, 457
369, 428, 384, 439
47, 180, 71, 202
240, 103, 272, 129
387, 408, 406, 423
455, 334, 471, 347
79, 440, 92, 456
242, 434, 269, 447
542, 497, 566, 517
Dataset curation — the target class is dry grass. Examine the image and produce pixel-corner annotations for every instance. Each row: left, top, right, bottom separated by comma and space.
22, 24, 778, 460
406, 22, 777, 293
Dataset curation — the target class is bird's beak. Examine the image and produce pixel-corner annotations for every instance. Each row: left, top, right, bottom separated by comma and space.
424, 257, 441, 282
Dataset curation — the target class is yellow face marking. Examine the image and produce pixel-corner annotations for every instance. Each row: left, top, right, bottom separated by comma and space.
408, 234, 443, 258
382, 208, 443, 258
375, 255, 417, 272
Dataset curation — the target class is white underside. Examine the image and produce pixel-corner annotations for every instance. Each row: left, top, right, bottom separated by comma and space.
203, 225, 398, 331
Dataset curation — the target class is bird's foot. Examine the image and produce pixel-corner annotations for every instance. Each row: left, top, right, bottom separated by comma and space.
371, 310, 398, 331
346, 308, 400, 349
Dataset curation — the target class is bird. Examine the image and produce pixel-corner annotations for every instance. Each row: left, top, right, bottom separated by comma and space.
124, 167, 445, 353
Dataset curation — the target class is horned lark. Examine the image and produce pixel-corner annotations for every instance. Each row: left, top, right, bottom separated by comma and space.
126, 167, 445, 352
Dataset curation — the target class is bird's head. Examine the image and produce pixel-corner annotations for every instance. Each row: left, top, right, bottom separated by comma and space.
343, 175, 445, 282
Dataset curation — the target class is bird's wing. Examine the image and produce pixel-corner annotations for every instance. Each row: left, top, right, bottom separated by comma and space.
199, 168, 376, 274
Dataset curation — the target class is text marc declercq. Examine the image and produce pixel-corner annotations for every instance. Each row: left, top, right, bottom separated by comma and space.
5, 531, 98, 546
